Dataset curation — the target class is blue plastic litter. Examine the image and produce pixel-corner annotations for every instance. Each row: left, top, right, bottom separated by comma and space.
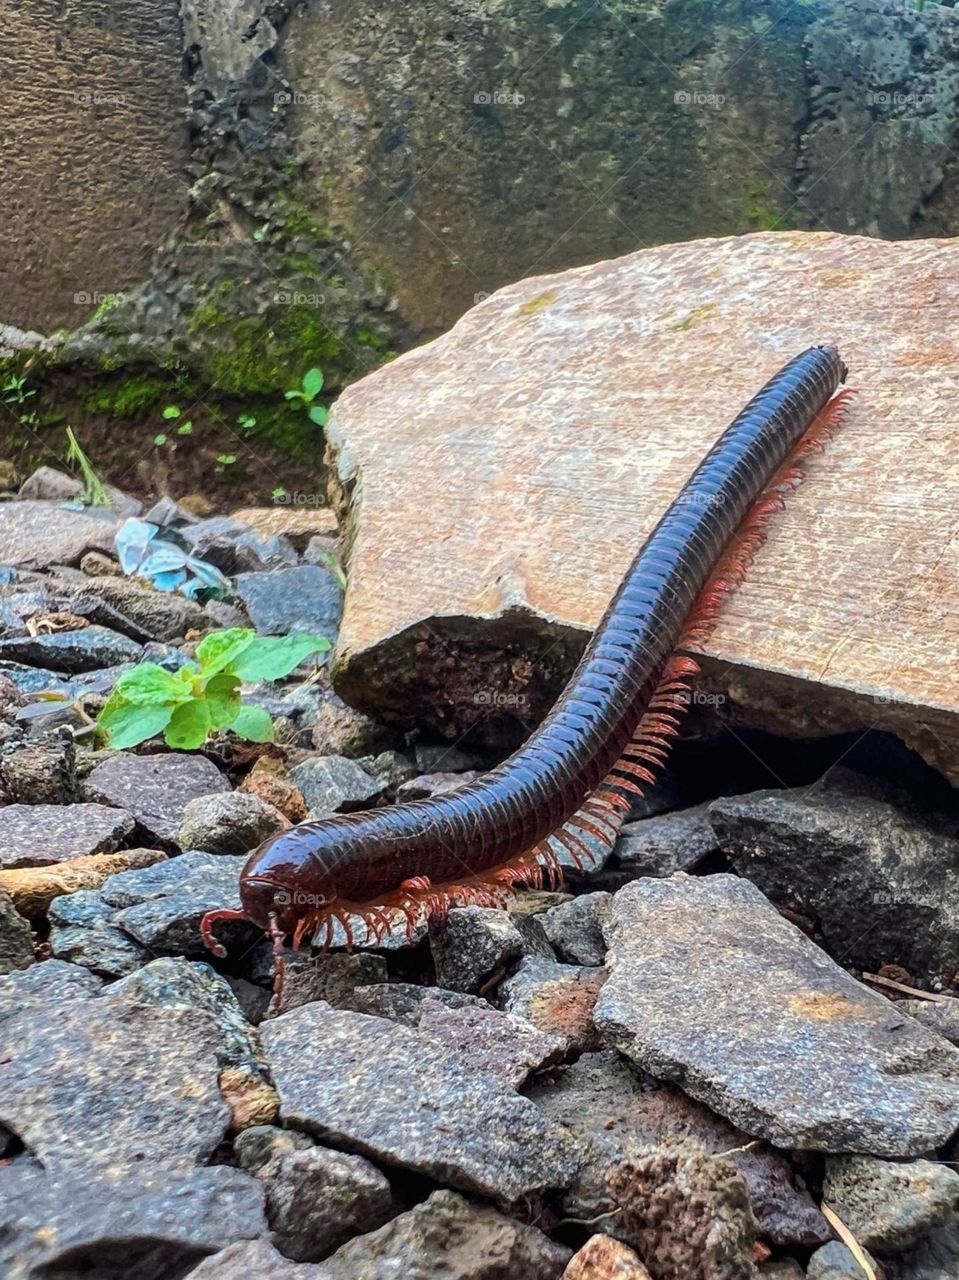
114, 519, 231, 598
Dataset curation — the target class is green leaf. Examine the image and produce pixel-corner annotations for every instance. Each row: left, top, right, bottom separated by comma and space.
216, 453, 237, 466
237, 414, 256, 429
205, 673, 242, 728
229, 633, 330, 682
163, 698, 212, 750
195, 628, 256, 677
153, 433, 168, 446
302, 367, 324, 400
162, 405, 181, 419
284, 389, 303, 401
308, 404, 328, 427
113, 663, 192, 706
230, 703, 275, 743
98, 693, 176, 749
177, 421, 193, 435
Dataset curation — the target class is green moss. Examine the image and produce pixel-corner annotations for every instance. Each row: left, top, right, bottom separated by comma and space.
517, 289, 559, 317
746, 184, 798, 232
82, 374, 171, 418
274, 194, 334, 242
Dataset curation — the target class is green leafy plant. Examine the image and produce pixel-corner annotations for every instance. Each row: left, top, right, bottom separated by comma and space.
65, 428, 110, 507
97, 628, 330, 750
285, 366, 328, 427
157, 404, 193, 445
2, 374, 38, 428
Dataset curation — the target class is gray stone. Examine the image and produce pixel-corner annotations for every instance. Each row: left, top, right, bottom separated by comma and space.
326, 1189, 571, 1280
414, 998, 565, 1089
48, 888, 151, 977
886, 1218, 959, 1279
235, 1125, 394, 1261
807, 1242, 880, 1280
188, 1239, 334, 1279
0, 999, 230, 1171
234, 565, 343, 638
18, 465, 142, 516
709, 787, 959, 984
614, 803, 719, 878
84, 751, 230, 844
0, 502, 120, 569
0, 958, 103, 1023
310, 689, 397, 757
0, 888, 33, 975
101, 851, 256, 956
290, 753, 385, 817
396, 769, 485, 801
823, 1155, 959, 1252
0, 624, 142, 673
359, 748, 419, 790
429, 906, 526, 994
413, 743, 487, 774
261, 950, 387, 1013
0, 1160, 265, 1280
105, 957, 264, 1078
61, 573, 211, 641
0, 801, 134, 869
541, 893, 611, 966
500, 954, 605, 1055
528, 1051, 828, 1251
595, 874, 959, 1156
0, 725, 79, 803
902, 998, 959, 1047
347, 980, 487, 1023
261, 1002, 580, 1206
184, 516, 300, 574
177, 791, 288, 855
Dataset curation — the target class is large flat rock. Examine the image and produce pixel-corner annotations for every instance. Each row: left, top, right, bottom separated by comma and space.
594, 874, 959, 1157
326, 232, 959, 776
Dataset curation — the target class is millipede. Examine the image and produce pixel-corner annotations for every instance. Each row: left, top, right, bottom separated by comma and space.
202, 345, 853, 1004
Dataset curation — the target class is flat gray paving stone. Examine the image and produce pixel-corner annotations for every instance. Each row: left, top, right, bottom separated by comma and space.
0, 801, 134, 869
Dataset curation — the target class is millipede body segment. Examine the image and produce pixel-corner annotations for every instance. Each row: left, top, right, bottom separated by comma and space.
202, 345, 851, 985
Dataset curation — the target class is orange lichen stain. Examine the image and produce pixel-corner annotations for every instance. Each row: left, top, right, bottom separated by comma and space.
788, 992, 868, 1021
529, 972, 606, 1039
517, 288, 559, 317
669, 302, 718, 331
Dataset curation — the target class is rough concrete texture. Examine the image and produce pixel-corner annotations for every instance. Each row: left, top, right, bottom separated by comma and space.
283, 0, 959, 336
326, 231, 959, 774
0, 0, 189, 331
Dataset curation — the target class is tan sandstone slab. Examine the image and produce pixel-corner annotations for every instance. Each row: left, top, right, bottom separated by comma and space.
326, 231, 959, 778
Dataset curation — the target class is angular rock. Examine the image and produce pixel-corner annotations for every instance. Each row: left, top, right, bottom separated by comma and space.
289, 753, 385, 817
710, 787, 959, 982
0, 624, 142, 672
609, 1150, 755, 1280
100, 851, 255, 956
105, 957, 265, 1079
807, 1242, 879, 1280
0, 501, 120, 569
262, 950, 387, 1013
0, 801, 134, 869
48, 887, 151, 976
562, 1235, 651, 1279
261, 1002, 579, 1205
19, 465, 142, 515
430, 906, 527, 994
614, 803, 719, 878
0, 887, 33, 974
823, 1155, 959, 1252
501, 954, 605, 1054
177, 791, 289, 855
0, 725, 79, 803
326, 1189, 570, 1280
0, 1160, 265, 1280
188, 1239, 334, 1278
885, 1217, 959, 1279
323, 233, 959, 781
0, 999, 230, 1171
310, 688, 397, 758
902, 998, 959, 1047
0, 846, 166, 918
84, 751, 230, 844
595, 874, 959, 1155
183, 516, 299, 574
230, 506, 338, 545
527, 1051, 828, 1250
235, 1125, 394, 1261
0, 957, 102, 1023
239, 756, 308, 823
234, 565, 343, 638
541, 893, 611, 966
346, 980, 485, 1023
62, 573, 211, 641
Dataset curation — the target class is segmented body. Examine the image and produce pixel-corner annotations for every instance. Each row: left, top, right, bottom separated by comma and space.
202, 345, 850, 970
